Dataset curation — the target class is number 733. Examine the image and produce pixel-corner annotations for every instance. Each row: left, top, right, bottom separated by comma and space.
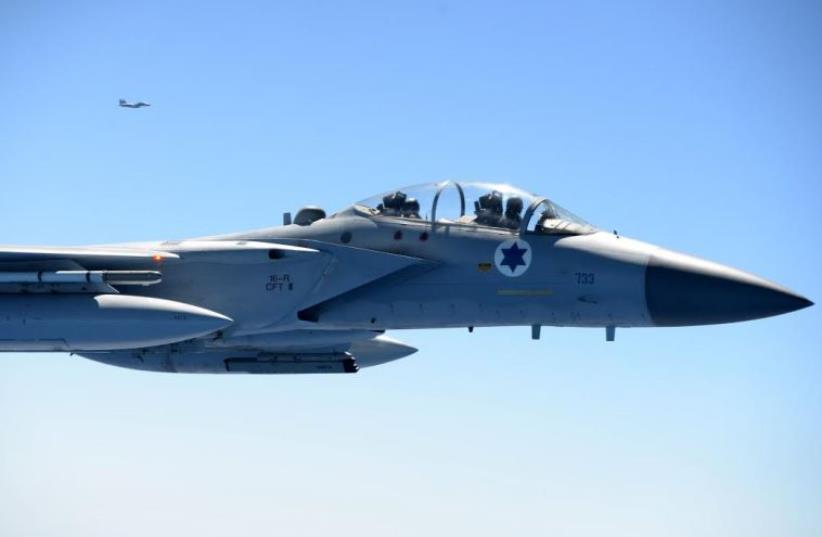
575, 272, 595, 285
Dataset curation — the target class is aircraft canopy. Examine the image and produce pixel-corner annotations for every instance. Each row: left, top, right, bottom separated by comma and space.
338, 181, 596, 235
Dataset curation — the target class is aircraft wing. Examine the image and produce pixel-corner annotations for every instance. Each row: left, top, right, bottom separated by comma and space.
0, 241, 323, 269
0, 244, 179, 262
0, 244, 179, 292
2, 240, 427, 368
0, 241, 318, 286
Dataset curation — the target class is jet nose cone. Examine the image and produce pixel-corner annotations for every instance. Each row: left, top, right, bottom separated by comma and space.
645, 252, 812, 326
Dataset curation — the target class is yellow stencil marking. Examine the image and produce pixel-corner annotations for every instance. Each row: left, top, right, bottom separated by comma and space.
496, 288, 553, 297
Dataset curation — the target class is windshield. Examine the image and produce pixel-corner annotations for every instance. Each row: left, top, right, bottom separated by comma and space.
338, 181, 595, 235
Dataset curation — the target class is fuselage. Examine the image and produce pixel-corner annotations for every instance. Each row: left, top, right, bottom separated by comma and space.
122, 208, 809, 334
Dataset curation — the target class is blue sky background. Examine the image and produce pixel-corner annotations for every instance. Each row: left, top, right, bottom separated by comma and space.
1, 1, 820, 535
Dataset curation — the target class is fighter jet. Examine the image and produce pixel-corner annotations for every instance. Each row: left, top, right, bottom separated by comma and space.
0, 181, 812, 374
119, 99, 150, 108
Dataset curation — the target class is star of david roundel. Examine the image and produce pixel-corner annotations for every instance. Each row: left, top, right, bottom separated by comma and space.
494, 238, 532, 277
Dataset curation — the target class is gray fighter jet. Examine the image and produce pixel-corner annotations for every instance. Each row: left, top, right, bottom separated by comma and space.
119, 98, 150, 108
0, 181, 812, 374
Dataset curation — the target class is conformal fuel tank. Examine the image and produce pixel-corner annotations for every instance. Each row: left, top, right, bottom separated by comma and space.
0, 294, 232, 351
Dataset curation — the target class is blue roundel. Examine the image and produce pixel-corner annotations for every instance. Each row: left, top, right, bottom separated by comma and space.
494, 238, 532, 277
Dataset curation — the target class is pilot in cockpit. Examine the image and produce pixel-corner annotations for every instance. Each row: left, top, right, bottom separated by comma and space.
474, 191, 503, 226
401, 198, 420, 218
501, 196, 523, 229
474, 190, 523, 229
376, 191, 421, 219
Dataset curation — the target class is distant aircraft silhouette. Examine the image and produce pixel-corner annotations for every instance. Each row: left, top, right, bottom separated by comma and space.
119, 99, 150, 108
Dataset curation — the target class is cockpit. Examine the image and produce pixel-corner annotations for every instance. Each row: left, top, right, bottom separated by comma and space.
335, 181, 596, 236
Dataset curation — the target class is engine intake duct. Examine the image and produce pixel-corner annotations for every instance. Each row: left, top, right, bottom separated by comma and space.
225, 353, 358, 374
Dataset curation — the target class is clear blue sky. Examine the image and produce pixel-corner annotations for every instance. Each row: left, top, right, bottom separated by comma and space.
1, 1, 820, 536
